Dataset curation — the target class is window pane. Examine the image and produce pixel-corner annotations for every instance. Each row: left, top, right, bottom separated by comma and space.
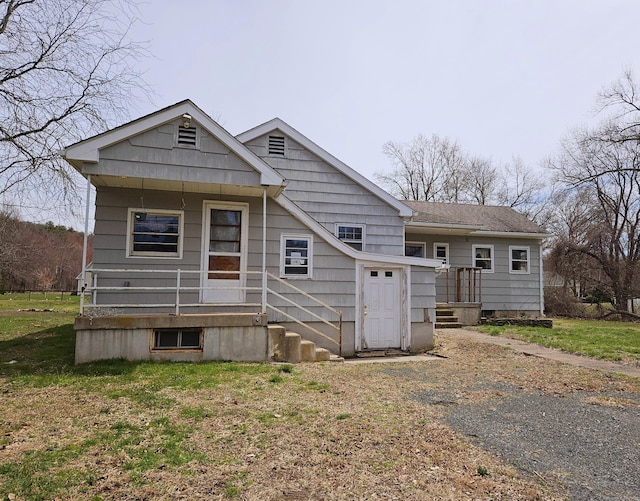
475, 248, 491, 259
512, 249, 527, 260
155, 330, 179, 348
212, 209, 241, 225
209, 255, 240, 279
131, 212, 180, 255
512, 261, 528, 272
180, 330, 201, 347
405, 245, 424, 257
284, 238, 309, 275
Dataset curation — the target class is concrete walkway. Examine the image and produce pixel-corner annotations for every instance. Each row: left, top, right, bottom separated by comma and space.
345, 328, 640, 378
441, 328, 640, 378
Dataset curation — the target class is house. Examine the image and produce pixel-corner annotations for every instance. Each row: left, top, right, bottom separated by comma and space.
403, 201, 550, 324
63, 100, 441, 364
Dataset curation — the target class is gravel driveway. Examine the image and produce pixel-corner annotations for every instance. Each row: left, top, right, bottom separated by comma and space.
382, 331, 640, 501
414, 381, 640, 501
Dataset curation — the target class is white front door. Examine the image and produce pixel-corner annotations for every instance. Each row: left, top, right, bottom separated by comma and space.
201, 201, 248, 303
363, 268, 401, 349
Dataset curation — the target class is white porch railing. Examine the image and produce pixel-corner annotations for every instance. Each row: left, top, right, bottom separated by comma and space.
79, 268, 342, 355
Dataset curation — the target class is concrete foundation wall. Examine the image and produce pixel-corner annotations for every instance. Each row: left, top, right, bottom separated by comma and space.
442, 303, 482, 326
410, 322, 435, 352
74, 313, 269, 364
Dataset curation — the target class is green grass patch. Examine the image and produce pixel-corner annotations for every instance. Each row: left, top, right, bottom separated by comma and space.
0, 292, 80, 313
477, 318, 640, 361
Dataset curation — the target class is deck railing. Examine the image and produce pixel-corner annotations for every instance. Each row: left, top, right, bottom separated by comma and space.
441, 266, 482, 303
79, 268, 342, 354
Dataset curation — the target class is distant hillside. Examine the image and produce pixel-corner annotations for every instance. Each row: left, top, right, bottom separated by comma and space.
0, 211, 93, 292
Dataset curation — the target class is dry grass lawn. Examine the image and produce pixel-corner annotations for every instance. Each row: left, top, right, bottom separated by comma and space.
1, 330, 638, 500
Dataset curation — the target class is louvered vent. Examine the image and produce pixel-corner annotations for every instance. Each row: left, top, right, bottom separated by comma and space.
268, 135, 286, 156
177, 126, 197, 147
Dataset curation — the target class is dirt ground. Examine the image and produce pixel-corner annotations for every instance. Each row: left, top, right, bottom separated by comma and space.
1, 329, 638, 500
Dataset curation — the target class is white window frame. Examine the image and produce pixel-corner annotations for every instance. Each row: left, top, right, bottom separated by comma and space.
126, 208, 184, 259
405, 241, 426, 258
433, 242, 449, 265
280, 234, 313, 279
509, 246, 530, 274
472, 244, 494, 273
336, 224, 365, 251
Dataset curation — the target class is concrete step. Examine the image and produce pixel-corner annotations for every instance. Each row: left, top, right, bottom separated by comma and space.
268, 324, 339, 363
436, 309, 456, 317
435, 322, 463, 329
315, 347, 331, 362
436, 316, 460, 323
300, 339, 316, 362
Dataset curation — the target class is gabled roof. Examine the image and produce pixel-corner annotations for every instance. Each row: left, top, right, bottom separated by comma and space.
63, 100, 284, 186
404, 201, 550, 238
236, 118, 413, 218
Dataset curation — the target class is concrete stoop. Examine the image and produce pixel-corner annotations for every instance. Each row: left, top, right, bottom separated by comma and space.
435, 308, 463, 329
268, 325, 342, 363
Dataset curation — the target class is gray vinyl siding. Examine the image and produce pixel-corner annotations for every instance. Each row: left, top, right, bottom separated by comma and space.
406, 233, 542, 313
410, 267, 436, 322
243, 134, 405, 256
85, 119, 262, 187
91, 187, 357, 328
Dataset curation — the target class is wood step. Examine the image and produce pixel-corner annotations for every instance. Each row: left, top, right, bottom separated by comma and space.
435, 322, 463, 329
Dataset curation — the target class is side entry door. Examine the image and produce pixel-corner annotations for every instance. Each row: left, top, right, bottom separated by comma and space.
201, 202, 248, 303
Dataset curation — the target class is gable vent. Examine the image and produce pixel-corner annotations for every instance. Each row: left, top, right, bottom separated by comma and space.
177, 126, 197, 147
268, 135, 286, 156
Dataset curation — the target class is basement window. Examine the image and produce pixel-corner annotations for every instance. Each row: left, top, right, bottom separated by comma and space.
153, 329, 203, 351
177, 125, 198, 147
268, 135, 286, 157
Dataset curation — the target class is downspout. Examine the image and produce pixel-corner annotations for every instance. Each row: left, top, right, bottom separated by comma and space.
80, 174, 91, 315
261, 187, 267, 314
539, 241, 545, 317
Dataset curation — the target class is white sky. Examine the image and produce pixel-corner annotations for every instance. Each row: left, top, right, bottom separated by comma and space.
131, 0, 640, 180
25, 0, 639, 229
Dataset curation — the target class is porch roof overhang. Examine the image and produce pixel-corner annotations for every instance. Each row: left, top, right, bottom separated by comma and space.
79, 173, 284, 198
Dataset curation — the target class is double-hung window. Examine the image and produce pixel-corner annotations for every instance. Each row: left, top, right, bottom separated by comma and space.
434, 243, 449, 265
280, 234, 312, 278
509, 246, 530, 274
336, 224, 365, 250
472, 244, 494, 272
128, 209, 183, 258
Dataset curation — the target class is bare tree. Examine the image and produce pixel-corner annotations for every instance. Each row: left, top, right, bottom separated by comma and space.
496, 156, 548, 220
377, 134, 469, 202
466, 155, 499, 205
595, 69, 640, 145
377, 135, 548, 222
549, 122, 640, 311
0, 0, 148, 204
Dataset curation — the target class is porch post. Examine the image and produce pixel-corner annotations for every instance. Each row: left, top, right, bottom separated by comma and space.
261, 187, 267, 314
80, 174, 91, 315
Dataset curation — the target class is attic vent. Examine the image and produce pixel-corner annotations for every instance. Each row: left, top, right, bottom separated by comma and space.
177, 126, 197, 147
268, 135, 286, 156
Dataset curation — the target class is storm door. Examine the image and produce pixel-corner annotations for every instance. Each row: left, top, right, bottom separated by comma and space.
201, 202, 248, 303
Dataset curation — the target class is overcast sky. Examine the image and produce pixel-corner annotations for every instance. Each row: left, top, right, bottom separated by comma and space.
32, 0, 639, 229
129, 0, 639, 181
